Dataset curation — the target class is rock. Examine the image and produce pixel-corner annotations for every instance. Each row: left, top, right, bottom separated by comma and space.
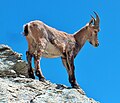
0, 44, 100, 103
0, 78, 100, 103
0, 44, 29, 78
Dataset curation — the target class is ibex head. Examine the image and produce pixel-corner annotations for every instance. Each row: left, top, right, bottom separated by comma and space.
86, 12, 100, 47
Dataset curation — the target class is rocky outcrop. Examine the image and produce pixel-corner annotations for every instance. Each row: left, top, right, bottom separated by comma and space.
0, 77, 99, 103
0, 44, 28, 78
0, 44, 100, 103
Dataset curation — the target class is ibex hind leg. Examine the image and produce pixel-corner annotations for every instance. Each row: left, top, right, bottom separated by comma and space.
26, 51, 35, 79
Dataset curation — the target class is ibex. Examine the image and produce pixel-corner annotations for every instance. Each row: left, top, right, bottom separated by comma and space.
23, 12, 100, 92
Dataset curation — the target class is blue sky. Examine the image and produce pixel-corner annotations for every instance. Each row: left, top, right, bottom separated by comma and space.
0, 0, 120, 103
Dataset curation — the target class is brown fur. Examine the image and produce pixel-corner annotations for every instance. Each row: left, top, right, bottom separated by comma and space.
24, 13, 100, 93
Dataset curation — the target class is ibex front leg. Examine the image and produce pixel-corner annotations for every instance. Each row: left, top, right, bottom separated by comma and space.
26, 51, 35, 79
62, 51, 79, 89
34, 51, 45, 82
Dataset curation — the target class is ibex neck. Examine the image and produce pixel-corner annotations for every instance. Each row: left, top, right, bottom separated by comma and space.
74, 26, 88, 49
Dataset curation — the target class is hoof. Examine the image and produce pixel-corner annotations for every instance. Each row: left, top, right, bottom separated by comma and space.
72, 84, 80, 89
39, 77, 46, 82
28, 68, 35, 79
28, 73, 35, 79
72, 84, 85, 95
29, 75, 35, 79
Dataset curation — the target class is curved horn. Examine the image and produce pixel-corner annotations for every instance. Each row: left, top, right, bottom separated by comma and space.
93, 11, 100, 28
90, 15, 95, 22
91, 15, 95, 22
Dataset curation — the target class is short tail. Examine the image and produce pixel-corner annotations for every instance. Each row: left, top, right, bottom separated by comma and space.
23, 24, 29, 36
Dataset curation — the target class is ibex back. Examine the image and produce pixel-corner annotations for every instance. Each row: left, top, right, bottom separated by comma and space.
23, 12, 100, 94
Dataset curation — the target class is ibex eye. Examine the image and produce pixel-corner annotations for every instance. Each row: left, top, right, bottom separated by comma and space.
94, 31, 97, 33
